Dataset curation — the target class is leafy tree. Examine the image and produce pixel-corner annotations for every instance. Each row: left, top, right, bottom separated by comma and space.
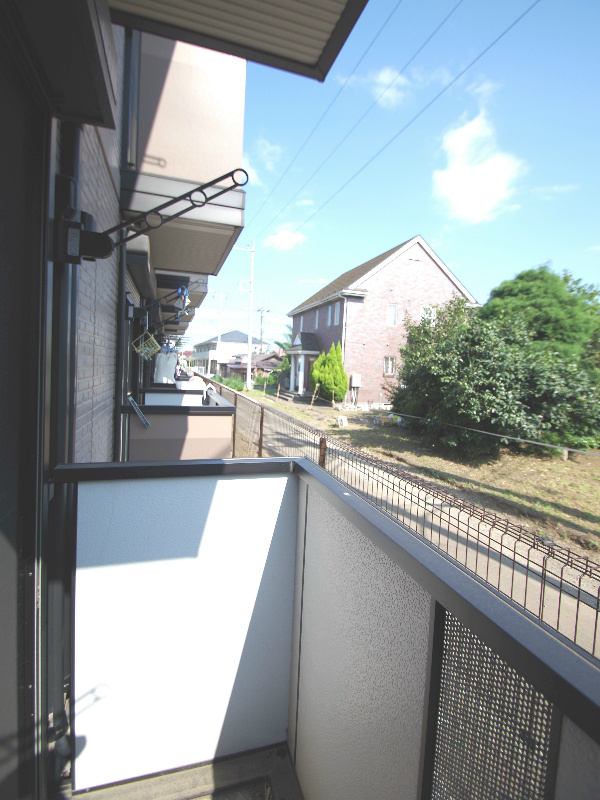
274, 324, 293, 353
561, 272, 600, 374
391, 298, 600, 456
311, 343, 348, 401
335, 342, 349, 399
480, 265, 597, 360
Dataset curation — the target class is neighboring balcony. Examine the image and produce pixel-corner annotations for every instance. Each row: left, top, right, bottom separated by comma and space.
54, 458, 600, 800
127, 385, 236, 460
120, 32, 247, 336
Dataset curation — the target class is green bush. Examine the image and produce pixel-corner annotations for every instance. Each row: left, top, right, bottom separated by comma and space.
224, 376, 244, 391
311, 342, 348, 401
391, 298, 600, 456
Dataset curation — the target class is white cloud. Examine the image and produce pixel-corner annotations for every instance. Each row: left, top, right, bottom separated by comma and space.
468, 80, 500, 102
587, 245, 600, 252
533, 183, 579, 199
368, 67, 411, 109
242, 154, 262, 186
263, 226, 307, 251
433, 111, 526, 224
256, 138, 282, 171
296, 199, 314, 207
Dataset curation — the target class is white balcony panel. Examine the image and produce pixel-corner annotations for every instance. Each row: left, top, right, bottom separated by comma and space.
121, 172, 245, 276
74, 473, 297, 790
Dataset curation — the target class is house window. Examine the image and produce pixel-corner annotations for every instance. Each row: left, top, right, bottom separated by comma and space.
383, 356, 396, 375
315, 308, 319, 329
387, 304, 397, 326
327, 305, 332, 326
299, 314, 304, 332
334, 301, 340, 325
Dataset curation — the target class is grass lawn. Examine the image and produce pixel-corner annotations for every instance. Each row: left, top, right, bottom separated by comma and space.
246, 386, 600, 557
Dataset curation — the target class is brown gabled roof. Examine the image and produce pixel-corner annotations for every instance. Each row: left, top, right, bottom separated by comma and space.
288, 239, 413, 316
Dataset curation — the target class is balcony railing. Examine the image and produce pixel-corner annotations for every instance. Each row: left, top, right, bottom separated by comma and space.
209, 381, 600, 661
54, 457, 600, 799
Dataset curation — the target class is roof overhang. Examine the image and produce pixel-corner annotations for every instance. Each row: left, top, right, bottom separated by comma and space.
288, 347, 320, 356
4, 0, 118, 127
108, 0, 369, 81
121, 171, 244, 278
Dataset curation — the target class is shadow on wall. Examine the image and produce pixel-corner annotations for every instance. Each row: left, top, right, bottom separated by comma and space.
137, 36, 175, 172
76, 475, 215, 566
214, 477, 297, 759
73, 473, 298, 790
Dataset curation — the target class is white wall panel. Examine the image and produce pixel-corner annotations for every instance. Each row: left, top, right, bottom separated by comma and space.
74, 474, 297, 790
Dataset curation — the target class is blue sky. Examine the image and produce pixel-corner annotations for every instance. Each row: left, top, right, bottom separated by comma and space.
186, 0, 599, 348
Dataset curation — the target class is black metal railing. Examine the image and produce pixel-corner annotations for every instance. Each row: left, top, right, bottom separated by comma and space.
209, 380, 600, 659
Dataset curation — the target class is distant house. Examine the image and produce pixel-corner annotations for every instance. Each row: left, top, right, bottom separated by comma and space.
193, 330, 261, 376
226, 351, 283, 380
287, 236, 478, 402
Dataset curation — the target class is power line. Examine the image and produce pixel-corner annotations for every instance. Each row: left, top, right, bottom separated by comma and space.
246, 0, 407, 229
255, 0, 544, 271
252, 0, 466, 243
391, 412, 600, 457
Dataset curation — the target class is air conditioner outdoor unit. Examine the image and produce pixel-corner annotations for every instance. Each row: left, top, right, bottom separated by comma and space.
350, 373, 361, 388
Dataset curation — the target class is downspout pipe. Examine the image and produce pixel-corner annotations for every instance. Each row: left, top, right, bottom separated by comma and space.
113, 242, 127, 460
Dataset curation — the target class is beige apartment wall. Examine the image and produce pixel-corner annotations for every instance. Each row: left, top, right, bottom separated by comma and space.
74, 25, 125, 463
128, 413, 233, 460
138, 34, 246, 183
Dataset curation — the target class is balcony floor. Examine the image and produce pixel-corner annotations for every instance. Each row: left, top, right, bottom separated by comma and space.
71, 745, 303, 800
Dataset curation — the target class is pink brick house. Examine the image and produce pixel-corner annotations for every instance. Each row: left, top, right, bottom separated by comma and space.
287, 235, 478, 402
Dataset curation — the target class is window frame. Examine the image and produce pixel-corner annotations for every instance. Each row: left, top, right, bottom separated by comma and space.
383, 355, 396, 375
387, 303, 397, 326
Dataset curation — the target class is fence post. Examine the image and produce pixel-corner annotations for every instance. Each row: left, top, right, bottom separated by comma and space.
319, 437, 326, 468
258, 406, 264, 458
232, 393, 237, 457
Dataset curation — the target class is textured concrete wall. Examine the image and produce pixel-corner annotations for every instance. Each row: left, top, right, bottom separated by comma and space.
292, 484, 432, 800
74, 473, 297, 790
555, 716, 600, 800
74, 25, 125, 462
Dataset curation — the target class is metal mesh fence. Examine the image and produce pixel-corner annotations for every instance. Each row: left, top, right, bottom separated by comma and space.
430, 611, 557, 800
210, 382, 600, 658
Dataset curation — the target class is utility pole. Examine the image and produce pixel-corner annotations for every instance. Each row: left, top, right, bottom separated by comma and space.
211, 291, 226, 375
257, 307, 269, 352
235, 239, 255, 389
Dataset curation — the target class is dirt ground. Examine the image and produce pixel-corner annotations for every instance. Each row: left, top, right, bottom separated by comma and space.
249, 388, 600, 558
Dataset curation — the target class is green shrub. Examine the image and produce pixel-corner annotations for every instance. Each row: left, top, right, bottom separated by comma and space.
224, 376, 244, 391
391, 298, 600, 456
311, 343, 348, 401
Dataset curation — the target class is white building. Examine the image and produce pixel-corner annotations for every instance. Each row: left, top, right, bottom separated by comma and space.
193, 329, 261, 375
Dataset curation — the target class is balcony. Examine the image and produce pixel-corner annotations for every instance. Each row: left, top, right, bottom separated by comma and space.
54, 457, 600, 799
127, 385, 236, 460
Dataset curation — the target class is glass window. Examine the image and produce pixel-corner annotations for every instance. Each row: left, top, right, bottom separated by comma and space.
327, 305, 332, 326
387, 304, 397, 326
299, 314, 303, 332
334, 301, 340, 325
383, 356, 396, 375
315, 308, 319, 328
